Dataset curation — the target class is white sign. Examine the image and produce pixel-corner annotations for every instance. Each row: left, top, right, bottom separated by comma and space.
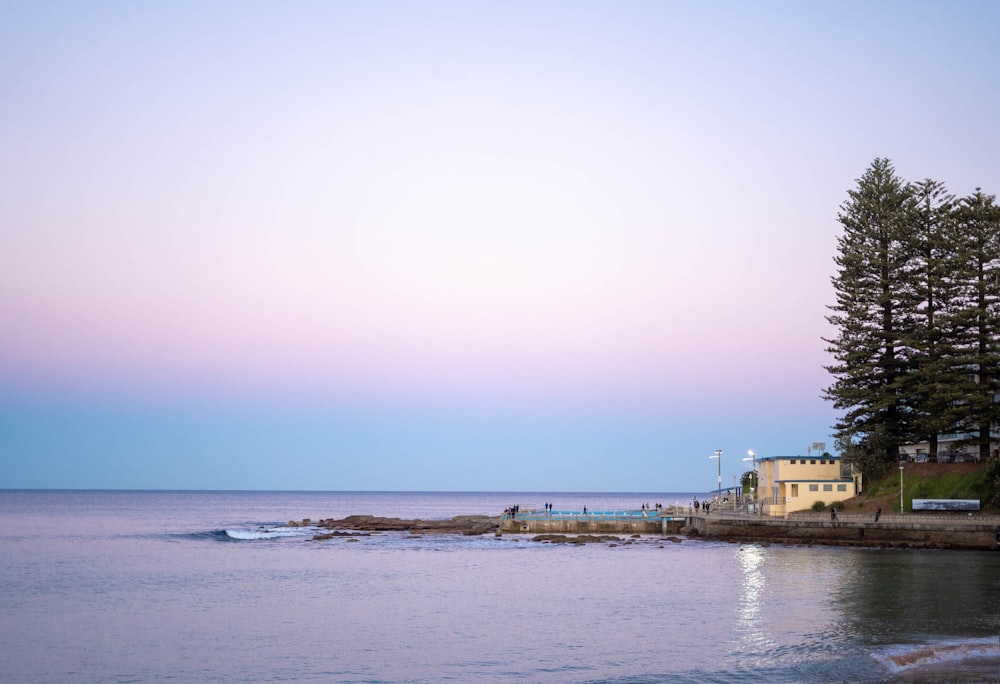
912, 499, 979, 511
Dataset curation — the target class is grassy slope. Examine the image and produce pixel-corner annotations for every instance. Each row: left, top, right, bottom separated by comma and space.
837, 462, 994, 514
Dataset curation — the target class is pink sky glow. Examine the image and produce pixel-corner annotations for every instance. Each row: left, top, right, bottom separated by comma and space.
2, 1, 997, 490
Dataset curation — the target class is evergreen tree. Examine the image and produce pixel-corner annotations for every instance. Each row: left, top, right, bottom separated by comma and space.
824, 158, 914, 473
899, 179, 962, 460
949, 190, 1000, 462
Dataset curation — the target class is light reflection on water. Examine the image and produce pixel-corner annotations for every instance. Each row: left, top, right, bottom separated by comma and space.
1, 490, 999, 683
736, 544, 776, 661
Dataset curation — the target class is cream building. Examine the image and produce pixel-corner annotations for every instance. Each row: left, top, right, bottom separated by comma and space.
898, 433, 1000, 463
756, 454, 857, 517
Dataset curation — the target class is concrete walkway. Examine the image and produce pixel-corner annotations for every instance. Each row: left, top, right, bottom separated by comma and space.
686, 510, 1000, 550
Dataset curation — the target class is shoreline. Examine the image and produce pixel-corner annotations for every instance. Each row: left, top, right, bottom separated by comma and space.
685, 511, 1000, 551
287, 510, 1000, 550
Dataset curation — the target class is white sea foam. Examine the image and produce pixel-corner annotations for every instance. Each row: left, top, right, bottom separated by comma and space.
875, 637, 1000, 673
224, 527, 312, 540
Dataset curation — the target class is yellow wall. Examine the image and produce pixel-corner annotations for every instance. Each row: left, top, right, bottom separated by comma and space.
758, 457, 854, 516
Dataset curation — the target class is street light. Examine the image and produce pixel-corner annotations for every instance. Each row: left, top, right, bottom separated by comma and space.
744, 450, 757, 511
710, 449, 722, 494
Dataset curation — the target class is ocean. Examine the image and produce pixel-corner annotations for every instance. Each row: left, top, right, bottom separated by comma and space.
1, 489, 999, 683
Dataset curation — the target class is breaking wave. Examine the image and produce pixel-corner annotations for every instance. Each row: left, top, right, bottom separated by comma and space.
170, 526, 316, 542
222, 527, 313, 540
874, 636, 1000, 674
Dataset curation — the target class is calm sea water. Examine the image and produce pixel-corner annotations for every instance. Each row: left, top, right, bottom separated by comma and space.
2, 490, 999, 683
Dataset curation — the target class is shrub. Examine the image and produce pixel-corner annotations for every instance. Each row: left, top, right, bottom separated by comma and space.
811, 500, 826, 512
984, 458, 1000, 507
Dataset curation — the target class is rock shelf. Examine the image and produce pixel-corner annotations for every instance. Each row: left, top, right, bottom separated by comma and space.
289, 514, 500, 536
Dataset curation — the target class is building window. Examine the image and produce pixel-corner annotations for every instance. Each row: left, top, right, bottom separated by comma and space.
791, 484, 799, 497
811, 459, 817, 465
823, 484, 833, 492
837, 484, 847, 492
809, 484, 818, 492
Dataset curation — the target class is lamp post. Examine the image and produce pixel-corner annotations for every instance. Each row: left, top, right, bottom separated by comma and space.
744, 450, 757, 512
710, 449, 722, 494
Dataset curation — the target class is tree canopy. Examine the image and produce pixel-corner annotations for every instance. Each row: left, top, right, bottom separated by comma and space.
825, 159, 1000, 482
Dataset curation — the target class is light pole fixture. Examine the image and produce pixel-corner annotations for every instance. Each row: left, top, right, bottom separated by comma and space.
710, 449, 722, 493
744, 449, 757, 508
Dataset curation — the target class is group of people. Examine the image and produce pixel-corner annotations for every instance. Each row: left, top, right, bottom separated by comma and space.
692, 498, 712, 514
639, 502, 663, 517
509, 502, 669, 518
513, 502, 579, 515
535, 502, 589, 515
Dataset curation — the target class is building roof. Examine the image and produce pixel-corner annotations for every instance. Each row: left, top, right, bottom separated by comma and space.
707, 486, 740, 495
756, 454, 841, 462
773, 478, 853, 484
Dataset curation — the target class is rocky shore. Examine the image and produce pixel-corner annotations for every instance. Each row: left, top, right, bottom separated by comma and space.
531, 533, 686, 546
288, 514, 500, 538
287, 510, 1000, 550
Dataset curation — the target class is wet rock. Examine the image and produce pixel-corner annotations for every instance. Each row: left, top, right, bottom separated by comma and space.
531, 534, 622, 545
312, 531, 371, 541
315, 515, 500, 536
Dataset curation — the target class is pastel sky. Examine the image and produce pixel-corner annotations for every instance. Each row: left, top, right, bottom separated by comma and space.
2, 1, 998, 492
